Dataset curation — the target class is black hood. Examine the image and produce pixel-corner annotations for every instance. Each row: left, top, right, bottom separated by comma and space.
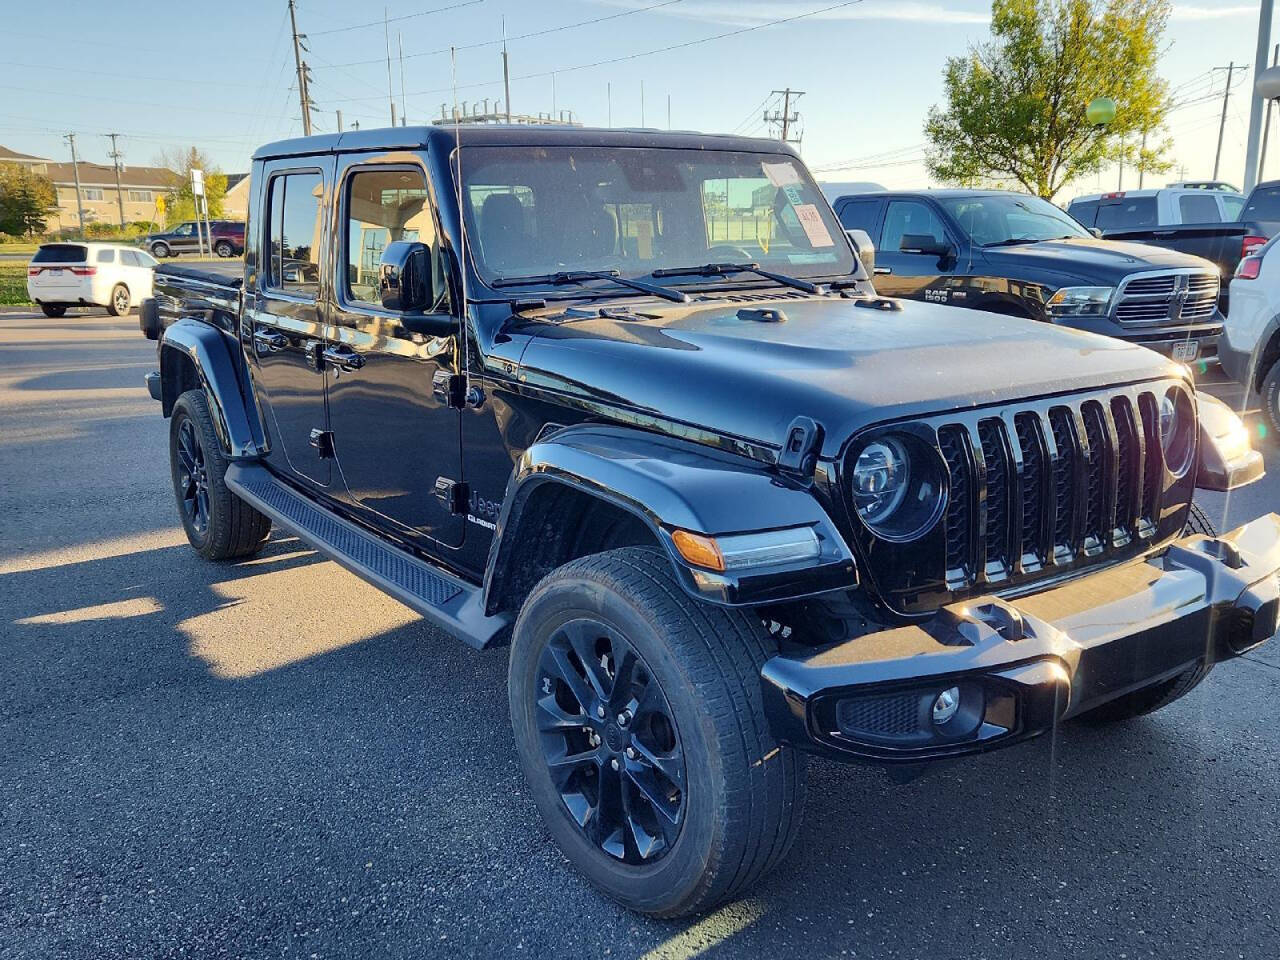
515, 294, 1184, 458
979, 236, 1215, 285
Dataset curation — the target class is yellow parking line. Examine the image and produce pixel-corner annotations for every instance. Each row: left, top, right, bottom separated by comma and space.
637, 899, 766, 960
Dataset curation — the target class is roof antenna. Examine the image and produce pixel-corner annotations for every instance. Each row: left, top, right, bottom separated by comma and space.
451, 45, 470, 376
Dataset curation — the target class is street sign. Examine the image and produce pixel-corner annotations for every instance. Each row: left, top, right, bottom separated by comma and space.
191, 168, 205, 197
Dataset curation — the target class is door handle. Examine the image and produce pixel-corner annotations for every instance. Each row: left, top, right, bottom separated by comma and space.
322, 345, 366, 373
253, 329, 288, 353
874, 267, 893, 275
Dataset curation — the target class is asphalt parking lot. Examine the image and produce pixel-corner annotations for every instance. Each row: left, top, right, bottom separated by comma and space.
2, 307, 1279, 959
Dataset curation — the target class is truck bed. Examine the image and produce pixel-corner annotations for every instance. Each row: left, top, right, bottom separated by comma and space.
155, 260, 244, 288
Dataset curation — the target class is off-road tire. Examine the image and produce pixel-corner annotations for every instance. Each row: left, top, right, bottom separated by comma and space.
1261, 361, 1280, 445
214, 240, 234, 258
1184, 501, 1217, 537
40, 304, 67, 318
170, 389, 271, 561
508, 546, 806, 917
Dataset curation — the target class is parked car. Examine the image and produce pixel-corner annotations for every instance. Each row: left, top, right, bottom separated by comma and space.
1067, 186, 1246, 229
27, 241, 156, 317
140, 125, 1277, 918
143, 220, 245, 259
1069, 181, 1280, 302
1221, 234, 1280, 438
833, 188, 1224, 365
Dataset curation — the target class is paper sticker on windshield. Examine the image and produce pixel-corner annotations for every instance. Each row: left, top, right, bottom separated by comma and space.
762, 161, 801, 187
793, 203, 834, 247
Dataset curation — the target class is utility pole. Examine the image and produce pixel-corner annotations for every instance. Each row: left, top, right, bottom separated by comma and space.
502, 18, 512, 123
1215, 62, 1240, 180
1138, 130, 1149, 188
1244, 0, 1275, 190
1262, 44, 1280, 179
766, 89, 804, 144
105, 133, 126, 226
667, 93, 671, 130
289, 0, 312, 135
607, 82, 612, 128
336, 109, 344, 132
64, 133, 86, 236
640, 79, 645, 127
384, 7, 397, 126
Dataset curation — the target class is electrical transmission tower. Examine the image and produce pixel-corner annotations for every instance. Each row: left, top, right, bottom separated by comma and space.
764, 89, 804, 145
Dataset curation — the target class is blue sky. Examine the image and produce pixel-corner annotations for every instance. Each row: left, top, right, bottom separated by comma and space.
0, 1, 1267, 196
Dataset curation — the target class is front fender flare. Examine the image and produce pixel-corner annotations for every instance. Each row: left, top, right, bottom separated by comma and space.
484, 425, 857, 609
160, 318, 266, 459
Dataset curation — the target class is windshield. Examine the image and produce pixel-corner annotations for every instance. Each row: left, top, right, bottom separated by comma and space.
459, 145, 854, 287
940, 194, 1090, 245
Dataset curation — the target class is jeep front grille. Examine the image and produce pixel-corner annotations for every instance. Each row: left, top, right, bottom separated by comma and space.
1113, 270, 1219, 325
843, 381, 1197, 614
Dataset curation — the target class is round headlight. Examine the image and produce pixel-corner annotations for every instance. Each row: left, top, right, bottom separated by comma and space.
851, 439, 910, 526
848, 434, 945, 540
1159, 386, 1196, 477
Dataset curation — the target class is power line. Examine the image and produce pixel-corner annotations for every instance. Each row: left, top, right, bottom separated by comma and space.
320, 0, 684, 69
309, 0, 482, 37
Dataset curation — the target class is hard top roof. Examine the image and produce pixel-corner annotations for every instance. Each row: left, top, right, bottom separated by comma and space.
252, 124, 801, 161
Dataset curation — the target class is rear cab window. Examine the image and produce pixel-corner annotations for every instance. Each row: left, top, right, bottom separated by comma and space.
32, 244, 87, 264
1178, 193, 1222, 223
1067, 199, 1099, 227
1095, 197, 1157, 230
836, 199, 883, 236
265, 172, 324, 296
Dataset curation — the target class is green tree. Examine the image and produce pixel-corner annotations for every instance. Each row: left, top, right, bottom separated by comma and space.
925, 0, 1172, 199
0, 162, 57, 236
156, 147, 227, 224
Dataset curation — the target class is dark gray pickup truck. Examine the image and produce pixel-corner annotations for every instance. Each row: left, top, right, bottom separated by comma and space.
138, 124, 1280, 917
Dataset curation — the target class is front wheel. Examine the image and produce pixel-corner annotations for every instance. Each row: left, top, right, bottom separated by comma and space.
508, 547, 806, 917
40, 304, 67, 318
214, 240, 233, 258
169, 389, 271, 561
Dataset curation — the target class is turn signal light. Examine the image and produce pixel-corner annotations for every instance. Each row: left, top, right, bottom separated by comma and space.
671, 530, 725, 572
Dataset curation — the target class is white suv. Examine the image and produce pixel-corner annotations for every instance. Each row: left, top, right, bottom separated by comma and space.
1223, 235, 1280, 439
27, 242, 157, 318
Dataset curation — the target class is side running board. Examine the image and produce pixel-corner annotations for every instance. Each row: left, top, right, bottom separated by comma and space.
225, 462, 510, 649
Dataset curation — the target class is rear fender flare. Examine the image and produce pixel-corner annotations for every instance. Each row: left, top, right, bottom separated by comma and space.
159, 317, 266, 459
484, 424, 857, 609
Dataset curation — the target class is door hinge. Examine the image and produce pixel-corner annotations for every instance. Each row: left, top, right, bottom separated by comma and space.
434, 477, 470, 515
777, 416, 824, 478
432, 370, 467, 408
309, 428, 335, 459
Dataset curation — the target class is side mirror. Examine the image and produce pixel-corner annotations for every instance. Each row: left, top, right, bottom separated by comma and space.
379, 240, 433, 313
900, 233, 953, 258
845, 228, 875, 275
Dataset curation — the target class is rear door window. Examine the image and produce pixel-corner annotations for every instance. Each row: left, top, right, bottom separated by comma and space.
32, 244, 87, 263
120, 250, 142, 267
1178, 193, 1222, 223
265, 171, 324, 295
836, 199, 883, 236
97, 249, 115, 264
1095, 197, 1158, 229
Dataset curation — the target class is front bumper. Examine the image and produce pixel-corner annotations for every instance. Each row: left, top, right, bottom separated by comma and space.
761, 514, 1280, 765
1128, 329, 1221, 365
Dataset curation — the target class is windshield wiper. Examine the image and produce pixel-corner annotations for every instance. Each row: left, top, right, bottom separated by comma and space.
650, 262, 828, 295
490, 269, 688, 303
983, 235, 1081, 248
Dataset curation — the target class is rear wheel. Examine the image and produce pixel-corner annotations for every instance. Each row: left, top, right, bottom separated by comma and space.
107, 284, 130, 316
39, 304, 67, 318
169, 389, 271, 561
508, 547, 806, 917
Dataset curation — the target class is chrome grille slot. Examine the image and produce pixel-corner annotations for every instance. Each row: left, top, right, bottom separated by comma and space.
1047, 407, 1078, 560
977, 419, 1011, 579
1081, 402, 1109, 555
1014, 413, 1047, 569
1138, 393, 1163, 529
1110, 396, 1139, 545
938, 425, 972, 582
1123, 275, 1177, 298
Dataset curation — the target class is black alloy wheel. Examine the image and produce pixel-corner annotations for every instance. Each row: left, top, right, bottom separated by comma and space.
535, 617, 687, 864
175, 417, 210, 537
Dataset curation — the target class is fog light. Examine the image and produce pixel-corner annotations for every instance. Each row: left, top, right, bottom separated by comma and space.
932, 687, 960, 725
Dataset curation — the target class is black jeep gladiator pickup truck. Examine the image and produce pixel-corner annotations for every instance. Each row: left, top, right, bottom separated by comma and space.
833, 189, 1226, 365
140, 125, 1280, 918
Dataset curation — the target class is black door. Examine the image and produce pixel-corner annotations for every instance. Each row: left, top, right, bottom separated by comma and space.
245, 162, 333, 487
872, 199, 955, 302
324, 157, 465, 548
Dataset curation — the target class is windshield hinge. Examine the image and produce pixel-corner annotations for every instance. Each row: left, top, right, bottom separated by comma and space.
432, 370, 467, 409
777, 416, 824, 478
434, 477, 470, 515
